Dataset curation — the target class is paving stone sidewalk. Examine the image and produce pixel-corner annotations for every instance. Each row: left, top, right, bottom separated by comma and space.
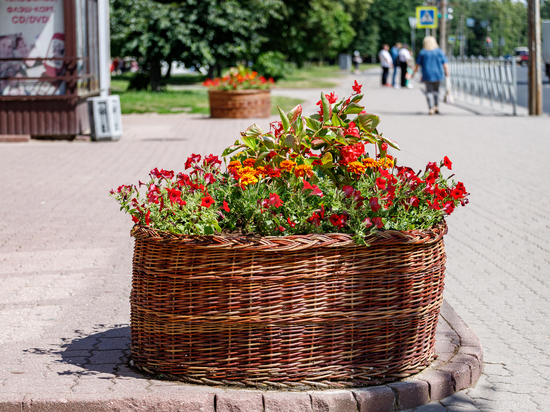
0, 68, 548, 411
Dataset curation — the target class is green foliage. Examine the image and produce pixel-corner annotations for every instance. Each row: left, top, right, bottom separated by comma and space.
253, 51, 293, 80
445, 0, 527, 57
259, 0, 358, 66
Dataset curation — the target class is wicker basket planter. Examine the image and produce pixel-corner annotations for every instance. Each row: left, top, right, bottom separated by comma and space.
129, 222, 448, 388
208, 89, 271, 118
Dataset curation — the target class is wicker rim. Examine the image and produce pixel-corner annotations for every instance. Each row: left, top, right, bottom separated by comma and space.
131, 222, 448, 250
208, 89, 271, 96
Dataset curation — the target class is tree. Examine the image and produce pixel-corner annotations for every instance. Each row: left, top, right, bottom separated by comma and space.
541, 0, 550, 20
110, 0, 210, 91
359, 0, 424, 59
446, 0, 527, 57
259, 0, 357, 66
110, 0, 283, 89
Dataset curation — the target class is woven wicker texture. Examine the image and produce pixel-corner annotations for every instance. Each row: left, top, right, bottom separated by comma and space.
208, 89, 271, 118
130, 223, 447, 388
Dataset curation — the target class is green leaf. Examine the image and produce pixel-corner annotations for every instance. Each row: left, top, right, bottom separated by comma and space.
350, 94, 363, 103
321, 92, 331, 123
379, 135, 401, 150
284, 133, 296, 150
243, 123, 265, 138
204, 225, 215, 235
357, 113, 380, 133
222, 145, 241, 157
321, 152, 333, 165
255, 151, 271, 166
278, 106, 290, 132
331, 112, 344, 127
242, 135, 259, 151
305, 116, 322, 132
343, 102, 364, 114
287, 104, 302, 124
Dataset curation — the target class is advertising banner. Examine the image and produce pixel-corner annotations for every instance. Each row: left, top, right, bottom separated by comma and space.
0, 0, 65, 96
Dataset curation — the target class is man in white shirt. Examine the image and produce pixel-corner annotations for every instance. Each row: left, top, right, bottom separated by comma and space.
378, 44, 393, 87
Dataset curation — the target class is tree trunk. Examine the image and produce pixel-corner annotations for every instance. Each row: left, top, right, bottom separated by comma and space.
164, 60, 172, 80
150, 60, 162, 92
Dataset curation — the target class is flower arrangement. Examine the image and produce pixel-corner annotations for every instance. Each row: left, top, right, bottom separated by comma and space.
112, 81, 468, 245
203, 65, 275, 91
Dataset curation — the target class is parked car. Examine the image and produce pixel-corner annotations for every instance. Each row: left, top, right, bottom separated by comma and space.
514, 47, 529, 66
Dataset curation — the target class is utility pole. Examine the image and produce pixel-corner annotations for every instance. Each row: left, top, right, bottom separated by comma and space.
440, 0, 447, 54
528, 0, 543, 115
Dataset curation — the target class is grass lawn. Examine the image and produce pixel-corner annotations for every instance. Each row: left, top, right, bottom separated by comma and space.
117, 88, 304, 116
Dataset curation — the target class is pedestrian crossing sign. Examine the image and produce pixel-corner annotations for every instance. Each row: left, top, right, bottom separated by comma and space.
416, 6, 438, 29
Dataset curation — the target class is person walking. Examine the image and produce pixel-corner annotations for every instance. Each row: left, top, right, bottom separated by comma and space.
412, 36, 449, 115
398, 44, 412, 88
390, 42, 402, 88
378, 44, 393, 87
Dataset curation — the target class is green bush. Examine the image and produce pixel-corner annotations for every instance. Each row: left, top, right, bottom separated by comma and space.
253, 51, 293, 81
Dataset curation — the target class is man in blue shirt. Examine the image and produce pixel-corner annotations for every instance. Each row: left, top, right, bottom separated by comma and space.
390, 42, 402, 88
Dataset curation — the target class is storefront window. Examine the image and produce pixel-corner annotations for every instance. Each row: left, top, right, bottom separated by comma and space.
0, 0, 66, 96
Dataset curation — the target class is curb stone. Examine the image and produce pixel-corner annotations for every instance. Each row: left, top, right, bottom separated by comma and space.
0, 301, 482, 412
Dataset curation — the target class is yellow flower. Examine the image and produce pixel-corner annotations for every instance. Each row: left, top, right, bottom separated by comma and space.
294, 164, 314, 178
240, 174, 258, 186
279, 160, 296, 172
347, 161, 366, 174
362, 157, 378, 168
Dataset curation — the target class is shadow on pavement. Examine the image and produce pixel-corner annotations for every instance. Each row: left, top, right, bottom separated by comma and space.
25, 325, 142, 378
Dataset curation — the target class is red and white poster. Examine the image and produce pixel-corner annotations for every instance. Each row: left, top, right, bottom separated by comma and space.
0, 0, 65, 96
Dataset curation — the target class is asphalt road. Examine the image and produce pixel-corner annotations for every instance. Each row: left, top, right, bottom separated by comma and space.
516, 64, 550, 114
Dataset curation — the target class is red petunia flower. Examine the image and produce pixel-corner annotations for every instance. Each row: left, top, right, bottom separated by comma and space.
222, 200, 230, 212
204, 154, 222, 166
167, 188, 186, 206
287, 217, 296, 228
443, 156, 452, 170
307, 212, 321, 226
204, 173, 217, 185
185, 153, 202, 169
369, 197, 381, 212
329, 213, 348, 229
375, 177, 387, 190
268, 193, 284, 208
443, 201, 455, 215
372, 217, 384, 229
201, 195, 215, 208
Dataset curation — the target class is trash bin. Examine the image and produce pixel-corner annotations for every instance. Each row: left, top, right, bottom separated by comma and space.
338, 54, 352, 71
87, 95, 123, 141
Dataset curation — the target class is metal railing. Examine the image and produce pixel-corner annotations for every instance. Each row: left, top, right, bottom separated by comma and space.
448, 56, 518, 115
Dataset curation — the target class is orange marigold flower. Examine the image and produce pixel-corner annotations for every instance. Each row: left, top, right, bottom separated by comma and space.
240, 174, 258, 186
294, 164, 314, 178
228, 160, 242, 171
279, 160, 296, 172
243, 158, 256, 167
347, 161, 366, 174
362, 157, 378, 168
255, 166, 267, 176
378, 157, 394, 169
239, 166, 256, 176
